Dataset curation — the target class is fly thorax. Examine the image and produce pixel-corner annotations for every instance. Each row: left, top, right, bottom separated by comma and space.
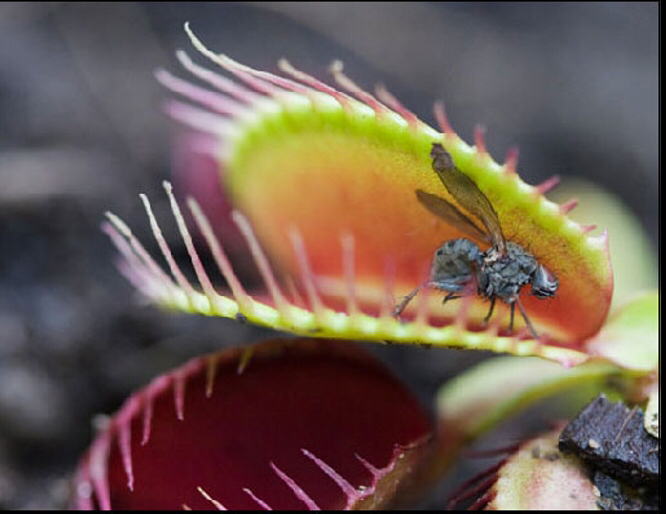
483, 246, 502, 266
478, 242, 541, 301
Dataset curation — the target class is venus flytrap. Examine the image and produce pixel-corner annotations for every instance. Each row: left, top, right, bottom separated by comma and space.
80, 23, 657, 510
71, 339, 433, 510
106, 23, 614, 362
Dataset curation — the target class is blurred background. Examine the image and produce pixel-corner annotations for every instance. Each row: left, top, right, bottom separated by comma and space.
0, 2, 657, 509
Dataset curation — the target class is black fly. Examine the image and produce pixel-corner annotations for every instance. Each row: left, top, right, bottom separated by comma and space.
393, 143, 558, 339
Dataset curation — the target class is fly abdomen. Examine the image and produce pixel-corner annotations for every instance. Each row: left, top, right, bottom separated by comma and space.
429, 238, 481, 293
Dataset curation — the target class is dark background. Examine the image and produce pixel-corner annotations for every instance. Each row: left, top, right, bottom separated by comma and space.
0, 3, 658, 509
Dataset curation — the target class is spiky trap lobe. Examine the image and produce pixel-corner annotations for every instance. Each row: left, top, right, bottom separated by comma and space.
107, 24, 614, 364
71, 338, 432, 510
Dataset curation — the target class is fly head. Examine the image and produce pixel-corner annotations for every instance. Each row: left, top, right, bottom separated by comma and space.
531, 264, 559, 298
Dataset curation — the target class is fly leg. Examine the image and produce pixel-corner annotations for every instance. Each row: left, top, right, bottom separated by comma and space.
393, 285, 422, 318
515, 296, 540, 340
442, 291, 462, 305
482, 297, 496, 325
508, 302, 515, 334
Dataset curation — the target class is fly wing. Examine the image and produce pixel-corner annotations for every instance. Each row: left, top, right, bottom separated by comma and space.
416, 189, 492, 244
430, 143, 506, 254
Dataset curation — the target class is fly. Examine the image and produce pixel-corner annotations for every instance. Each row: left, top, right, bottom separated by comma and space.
393, 143, 558, 339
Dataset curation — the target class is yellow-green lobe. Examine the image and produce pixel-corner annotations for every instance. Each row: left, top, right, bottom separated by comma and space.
224, 95, 611, 344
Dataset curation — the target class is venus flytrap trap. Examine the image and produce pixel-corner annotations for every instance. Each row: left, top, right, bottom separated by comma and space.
81, 23, 658, 510
71, 339, 433, 510
105, 23, 614, 363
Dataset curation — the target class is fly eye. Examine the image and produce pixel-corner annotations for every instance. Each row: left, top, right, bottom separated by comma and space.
532, 265, 558, 298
